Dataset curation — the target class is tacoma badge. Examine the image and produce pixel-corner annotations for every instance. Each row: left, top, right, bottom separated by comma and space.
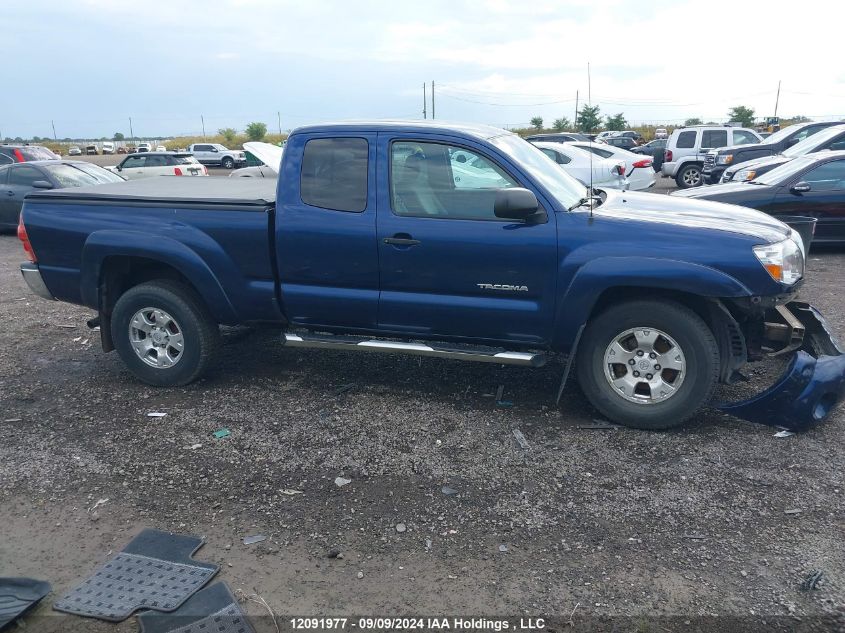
477, 283, 529, 292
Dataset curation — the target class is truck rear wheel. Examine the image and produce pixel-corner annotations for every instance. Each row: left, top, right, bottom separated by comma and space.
676, 164, 702, 188
575, 300, 719, 430
111, 280, 220, 386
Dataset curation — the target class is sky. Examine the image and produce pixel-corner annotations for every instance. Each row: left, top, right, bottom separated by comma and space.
4, 0, 845, 140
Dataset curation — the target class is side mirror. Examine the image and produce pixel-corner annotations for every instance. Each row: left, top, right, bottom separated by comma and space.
211, 148, 219, 153
494, 188, 540, 220
785, 137, 799, 148
32, 180, 54, 189
790, 181, 811, 194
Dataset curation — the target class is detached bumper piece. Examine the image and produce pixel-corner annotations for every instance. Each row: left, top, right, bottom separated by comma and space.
718, 302, 845, 431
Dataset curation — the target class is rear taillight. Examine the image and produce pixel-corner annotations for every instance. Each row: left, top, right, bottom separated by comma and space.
632, 159, 652, 168
18, 216, 36, 263
665, 149, 673, 162
14, 148, 25, 162
174, 167, 183, 176
202, 165, 208, 175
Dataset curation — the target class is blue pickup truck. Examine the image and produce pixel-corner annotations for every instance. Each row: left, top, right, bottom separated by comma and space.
16, 121, 845, 431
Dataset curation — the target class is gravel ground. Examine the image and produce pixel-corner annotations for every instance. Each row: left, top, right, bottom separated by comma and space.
1, 231, 843, 631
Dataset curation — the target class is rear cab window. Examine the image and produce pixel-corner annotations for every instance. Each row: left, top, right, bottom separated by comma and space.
300, 138, 368, 212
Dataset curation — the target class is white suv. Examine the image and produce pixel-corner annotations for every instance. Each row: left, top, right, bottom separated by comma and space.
188, 143, 247, 169
662, 125, 761, 188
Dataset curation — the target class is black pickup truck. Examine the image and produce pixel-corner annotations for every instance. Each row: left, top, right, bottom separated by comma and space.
703, 121, 842, 184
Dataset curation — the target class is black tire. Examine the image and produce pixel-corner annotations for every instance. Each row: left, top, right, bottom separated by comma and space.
675, 164, 702, 188
111, 280, 220, 386
575, 300, 719, 430
222, 156, 235, 169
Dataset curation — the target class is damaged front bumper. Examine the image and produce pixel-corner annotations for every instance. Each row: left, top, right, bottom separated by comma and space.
718, 302, 845, 431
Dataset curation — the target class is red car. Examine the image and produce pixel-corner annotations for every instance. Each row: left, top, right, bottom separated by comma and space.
0, 145, 60, 165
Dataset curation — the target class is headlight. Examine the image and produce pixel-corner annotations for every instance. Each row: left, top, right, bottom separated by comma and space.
753, 235, 804, 285
716, 154, 734, 165
734, 168, 756, 182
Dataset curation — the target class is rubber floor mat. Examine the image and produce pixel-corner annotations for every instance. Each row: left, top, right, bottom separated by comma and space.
138, 582, 255, 633
53, 528, 218, 622
0, 578, 51, 630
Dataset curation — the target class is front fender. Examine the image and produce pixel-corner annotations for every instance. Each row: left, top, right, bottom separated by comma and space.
80, 230, 238, 323
552, 256, 752, 350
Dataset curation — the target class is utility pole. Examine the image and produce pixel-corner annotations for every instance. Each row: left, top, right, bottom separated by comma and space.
423, 83, 427, 119
277, 111, 282, 136
431, 81, 435, 119
774, 79, 781, 118
51, 120, 57, 141
129, 117, 134, 140
201, 115, 206, 140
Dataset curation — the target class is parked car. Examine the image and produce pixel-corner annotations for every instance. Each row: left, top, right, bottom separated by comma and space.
630, 139, 667, 172
155, 145, 167, 152
533, 141, 628, 190
102, 142, 115, 155
117, 146, 128, 154
187, 143, 247, 169
106, 152, 208, 180
18, 120, 842, 432
0, 145, 60, 165
593, 131, 618, 141
703, 121, 843, 184
136, 143, 152, 153
524, 132, 592, 144
85, 144, 98, 155
0, 160, 123, 230
615, 131, 643, 141
566, 141, 655, 190
673, 151, 845, 243
603, 136, 639, 150
229, 142, 283, 178
721, 124, 845, 183
654, 128, 668, 140
68, 146, 82, 156
662, 125, 761, 188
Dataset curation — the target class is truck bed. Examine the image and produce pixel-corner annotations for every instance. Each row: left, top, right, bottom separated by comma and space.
26, 177, 277, 208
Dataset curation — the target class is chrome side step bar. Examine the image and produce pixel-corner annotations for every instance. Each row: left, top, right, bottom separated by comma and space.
283, 332, 547, 367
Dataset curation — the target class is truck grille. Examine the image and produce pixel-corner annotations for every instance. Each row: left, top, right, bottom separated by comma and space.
704, 153, 716, 167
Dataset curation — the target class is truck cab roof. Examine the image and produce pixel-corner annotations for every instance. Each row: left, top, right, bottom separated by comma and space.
290, 120, 513, 141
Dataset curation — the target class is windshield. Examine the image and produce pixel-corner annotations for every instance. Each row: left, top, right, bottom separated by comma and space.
762, 125, 800, 145
44, 163, 123, 186
490, 134, 586, 209
20, 147, 59, 160
751, 155, 817, 185
783, 126, 845, 157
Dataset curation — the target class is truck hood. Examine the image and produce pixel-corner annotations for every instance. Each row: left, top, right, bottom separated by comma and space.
244, 142, 283, 172
715, 143, 772, 155
594, 189, 790, 243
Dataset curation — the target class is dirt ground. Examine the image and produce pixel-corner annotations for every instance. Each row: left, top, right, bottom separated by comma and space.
1, 232, 843, 632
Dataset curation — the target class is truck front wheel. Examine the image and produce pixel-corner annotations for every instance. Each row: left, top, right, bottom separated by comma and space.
575, 300, 719, 430
222, 156, 235, 169
676, 164, 702, 188
111, 280, 220, 386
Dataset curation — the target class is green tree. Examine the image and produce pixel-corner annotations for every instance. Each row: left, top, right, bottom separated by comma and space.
605, 112, 628, 131
576, 105, 601, 132
552, 117, 571, 131
530, 116, 544, 131
245, 122, 267, 141
728, 106, 755, 127
684, 117, 703, 126
113, 132, 125, 141
218, 127, 237, 143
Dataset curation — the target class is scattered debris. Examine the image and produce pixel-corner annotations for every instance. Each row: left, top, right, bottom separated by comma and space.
800, 570, 824, 591
73, 336, 81, 342
3, 418, 22, 423
334, 476, 352, 487
425, 538, 432, 551
498, 544, 508, 553
784, 509, 802, 515
333, 383, 355, 396
512, 429, 530, 450
578, 420, 619, 430
683, 534, 706, 540
236, 589, 280, 633
54, 324, 76, 329
213, 428, 231, 439
395, 523, 407, 533
495, 384, 505, 401
88, 498, 109, 513
327, 549, 342, 559
441, 486, 457, 496
280, 489, 303, 496
146, 412, 167, 418
773, 430, 795, 438
243, 534, 267, 545
357, 571, 364, 579
184, 443, 202, 450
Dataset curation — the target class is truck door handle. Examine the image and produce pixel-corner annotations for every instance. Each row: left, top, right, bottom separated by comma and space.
383, 236, 421, 246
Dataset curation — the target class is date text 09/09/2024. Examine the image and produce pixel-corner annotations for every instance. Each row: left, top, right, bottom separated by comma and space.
289, 617, 546, 631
